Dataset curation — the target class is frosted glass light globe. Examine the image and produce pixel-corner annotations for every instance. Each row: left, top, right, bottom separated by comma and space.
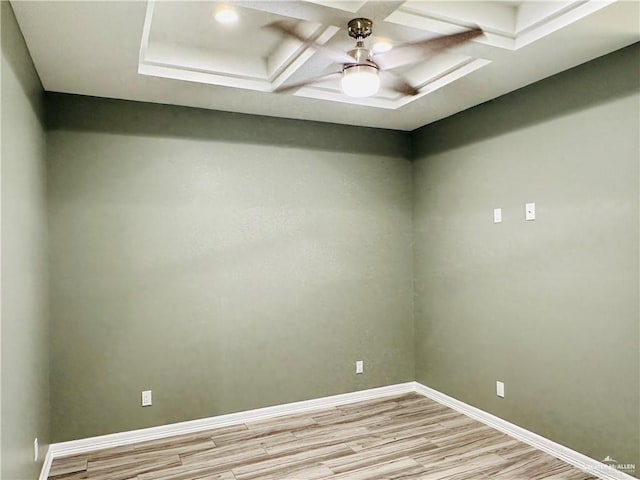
341, 65, 380, 98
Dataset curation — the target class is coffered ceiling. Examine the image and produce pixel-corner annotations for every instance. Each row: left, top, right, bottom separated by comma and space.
11, 1, 639, 130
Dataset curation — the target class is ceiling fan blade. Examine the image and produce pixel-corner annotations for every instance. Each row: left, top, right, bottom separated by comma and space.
273, 72, 342, 94
381, 71, 419, 96
374, 27, 483, 71
265, 21, 355, 64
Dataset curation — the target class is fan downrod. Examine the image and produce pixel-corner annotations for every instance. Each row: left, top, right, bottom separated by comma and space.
347, 18, 373, 40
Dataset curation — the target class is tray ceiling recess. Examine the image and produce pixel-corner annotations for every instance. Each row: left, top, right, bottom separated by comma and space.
137, 0, 618, 110
10, 0, 639, 129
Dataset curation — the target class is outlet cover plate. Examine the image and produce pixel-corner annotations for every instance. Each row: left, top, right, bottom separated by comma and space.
525, 202, 536, 220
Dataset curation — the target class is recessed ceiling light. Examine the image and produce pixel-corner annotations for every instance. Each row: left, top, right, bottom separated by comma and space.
372, 40, 392, 54
214, 7, 238, 24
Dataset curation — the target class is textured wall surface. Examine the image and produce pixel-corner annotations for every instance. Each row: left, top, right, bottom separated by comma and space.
413, 44, 639, 475
1, 2, 50, 478
47, 96, 414, 441
5, 12, 637, 476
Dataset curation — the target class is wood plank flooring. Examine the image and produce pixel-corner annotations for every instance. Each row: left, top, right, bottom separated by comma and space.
48, 393, 598, 480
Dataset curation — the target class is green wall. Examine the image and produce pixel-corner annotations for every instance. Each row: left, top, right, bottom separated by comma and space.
413, 43, 639, 475
2, 8, 638, 476
46, 95, 414, 442
1, 2, 50, 479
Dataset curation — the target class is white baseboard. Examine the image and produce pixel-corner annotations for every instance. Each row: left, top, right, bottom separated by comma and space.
41, 382, 414, 475
38, 447, 53, 480
413, 382, 635, 480
40, 381, 634, 480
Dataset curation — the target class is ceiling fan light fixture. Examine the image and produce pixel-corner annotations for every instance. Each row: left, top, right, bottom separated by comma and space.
341, 64, 380, 98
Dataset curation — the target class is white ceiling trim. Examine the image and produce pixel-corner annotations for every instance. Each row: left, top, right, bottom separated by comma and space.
295, 57, 491, 109
138, 0, 340, 93
386, 0, 616, 51
137, 0, 493, 109
514, 0, 616, 49
302, 0, 369, 14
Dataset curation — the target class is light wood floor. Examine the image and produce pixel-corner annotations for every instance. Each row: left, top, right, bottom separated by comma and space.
48, 393, 598, 480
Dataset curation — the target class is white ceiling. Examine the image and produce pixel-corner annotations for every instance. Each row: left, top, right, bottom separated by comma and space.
11, 0, 640, 131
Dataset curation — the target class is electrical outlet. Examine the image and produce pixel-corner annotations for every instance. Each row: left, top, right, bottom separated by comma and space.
496, 381, 505, 398
34, 438, 38, 462
355, 360, 364, 374
141, 390, 152, 407
525, 202, 536, 221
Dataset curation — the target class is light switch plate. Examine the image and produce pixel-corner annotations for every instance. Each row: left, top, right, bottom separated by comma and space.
141, 390, 152, 407
493, 208, 502, 223
496, 381, 505, 398
356, 360, 364, 374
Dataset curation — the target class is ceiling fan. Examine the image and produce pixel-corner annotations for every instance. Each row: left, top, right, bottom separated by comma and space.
267, 18, 483, 98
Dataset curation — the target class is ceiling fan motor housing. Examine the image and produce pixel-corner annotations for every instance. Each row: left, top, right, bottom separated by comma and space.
347, 46, 376, 65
